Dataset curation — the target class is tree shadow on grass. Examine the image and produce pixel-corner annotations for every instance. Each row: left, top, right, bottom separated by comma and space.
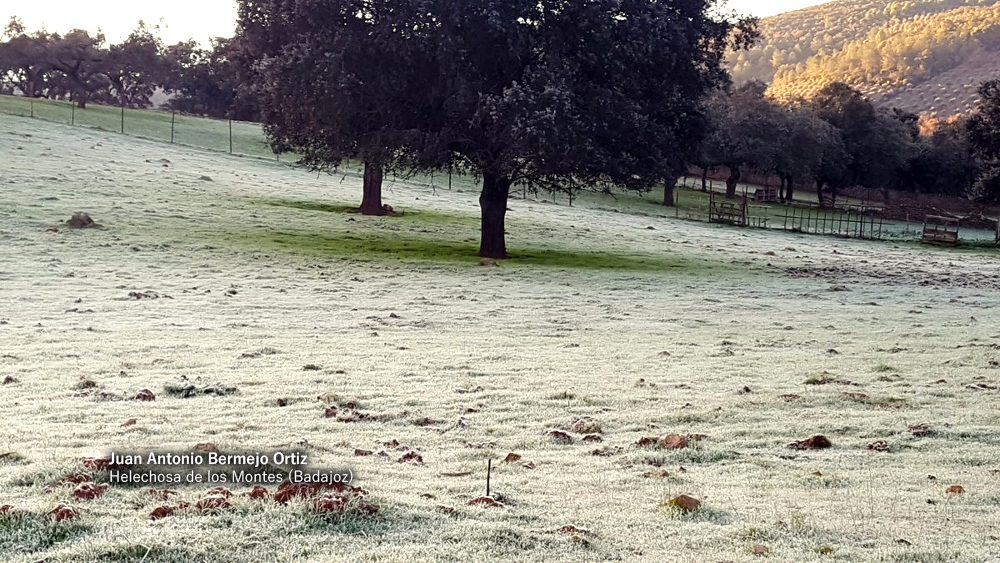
237, 229, 710, 271
242, 197, 727, 271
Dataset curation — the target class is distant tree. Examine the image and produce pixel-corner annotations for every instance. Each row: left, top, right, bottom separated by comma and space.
238, 0, 443, 215
103, 21, 167, 108
968, 79, 1000, 203
166, 37, 257, 121
432, 0, 757, 256
811, 82, 915, 206
47, 29, 109, 108
0, 18, 53, 97
703, 83, 785, 199
898, 118, 977, 196
772, 106, 842, 203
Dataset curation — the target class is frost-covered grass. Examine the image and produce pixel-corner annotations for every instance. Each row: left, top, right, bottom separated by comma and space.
2, 113, 1000, 562
0, 95, 275, 159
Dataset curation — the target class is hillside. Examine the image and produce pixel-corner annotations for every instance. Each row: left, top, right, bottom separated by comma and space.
729, 0, 1000, 116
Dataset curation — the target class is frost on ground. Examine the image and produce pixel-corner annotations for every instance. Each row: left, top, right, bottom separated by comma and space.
1, 114, 999, 562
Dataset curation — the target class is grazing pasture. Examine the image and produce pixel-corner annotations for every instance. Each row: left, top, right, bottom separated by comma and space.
1, 113, 999, 562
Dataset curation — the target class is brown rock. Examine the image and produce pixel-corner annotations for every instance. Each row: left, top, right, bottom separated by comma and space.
665, 494, 700, 512
354, 449, 373, 456
751, 544, 771, 555
121, 418, 137, 427
571, 417, 601, 434
79, 457, 112, 470
134, 389, 155, 401
946, 485, 965, 494
503, 453, 522, 463
582, 434, 603, 443
1, 376, 16, 385
788, 435, 832, 450
398, 451, 424, 464
196, 494, 231, 511
47, 503, 79, 521
641, 469, 671, 478
867, 440, 889, 452
0, 505, 14, 515
66, 212, 98, 228
907, 423, 933, 437
635, 436, 658, 447
547, 430, 573, 444
243, 486, 269, 499
150, 505, 175, 519
194, 442, 217, 452
658, 434, 689, 449
324, 406, 339, 418
479, 258, 497, 266
468, 496, 504, 507
72, 482, 108, 500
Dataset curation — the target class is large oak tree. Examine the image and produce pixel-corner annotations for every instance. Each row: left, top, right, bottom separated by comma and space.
237, 0, 754, 256
432, 0, 756, 257
238, 0, 443, 215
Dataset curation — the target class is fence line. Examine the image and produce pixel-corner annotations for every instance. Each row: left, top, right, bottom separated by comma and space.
0, 94, 284, 162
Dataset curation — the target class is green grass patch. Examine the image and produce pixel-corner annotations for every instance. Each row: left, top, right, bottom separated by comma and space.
217, 225, 707, 271
254, 198, 478, 227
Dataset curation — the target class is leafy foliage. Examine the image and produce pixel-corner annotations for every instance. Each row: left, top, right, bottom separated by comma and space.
968, 79, 1000, 202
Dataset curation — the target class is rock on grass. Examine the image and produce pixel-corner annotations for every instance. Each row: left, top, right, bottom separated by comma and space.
788, 435, 832, 450
546, 430, 573, 444
163, 379, 238, 398
663, 494, 700, 512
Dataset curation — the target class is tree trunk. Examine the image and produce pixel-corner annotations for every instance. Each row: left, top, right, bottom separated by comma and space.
479, 172, 511, 259
662, 175, 678, 206
700, 167, 709, 192
816, 179, 825, 208
359, 161, 387, 216
786, 176, 795, 203
778, 175, 786, 203
725, 166, 741, 199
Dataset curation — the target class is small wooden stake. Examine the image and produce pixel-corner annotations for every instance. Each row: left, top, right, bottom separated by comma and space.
486, 459, 492, 498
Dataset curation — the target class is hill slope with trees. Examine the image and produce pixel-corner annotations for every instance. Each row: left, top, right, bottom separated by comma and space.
729, 0, 1000, 116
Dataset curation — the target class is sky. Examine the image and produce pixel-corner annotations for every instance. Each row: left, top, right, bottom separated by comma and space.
5, 0, 829, 46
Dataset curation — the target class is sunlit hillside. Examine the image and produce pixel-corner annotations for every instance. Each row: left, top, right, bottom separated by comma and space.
729, 0, 1000, 116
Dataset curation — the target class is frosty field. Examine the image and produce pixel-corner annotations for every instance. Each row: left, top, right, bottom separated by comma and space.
2, 113, 1000, 562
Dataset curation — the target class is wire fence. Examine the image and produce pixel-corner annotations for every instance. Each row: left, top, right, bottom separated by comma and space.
4, 94, 997, 246
0, 94, 288, 161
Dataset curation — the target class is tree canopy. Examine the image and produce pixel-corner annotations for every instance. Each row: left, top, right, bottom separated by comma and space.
238, 0, 443, 215
238, 0, 758, 257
